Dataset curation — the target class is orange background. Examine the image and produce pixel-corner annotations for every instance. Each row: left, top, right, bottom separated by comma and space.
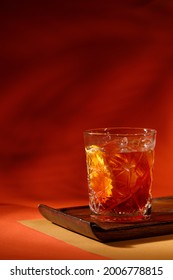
1, 0, 173, 259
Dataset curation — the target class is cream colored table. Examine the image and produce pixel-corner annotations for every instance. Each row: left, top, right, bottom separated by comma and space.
21, 219, 173, 260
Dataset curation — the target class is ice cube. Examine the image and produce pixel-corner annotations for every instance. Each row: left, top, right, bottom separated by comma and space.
120, 137, 128, 147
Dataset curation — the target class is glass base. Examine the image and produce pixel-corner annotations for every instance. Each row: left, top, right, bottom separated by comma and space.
90, 213, 151, 223
90, 204, 152, 223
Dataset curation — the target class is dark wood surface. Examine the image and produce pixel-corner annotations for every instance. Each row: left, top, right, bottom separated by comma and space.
38, 196, 173, 242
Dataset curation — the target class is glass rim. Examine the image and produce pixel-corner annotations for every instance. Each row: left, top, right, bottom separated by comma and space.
83, 127, 157, 136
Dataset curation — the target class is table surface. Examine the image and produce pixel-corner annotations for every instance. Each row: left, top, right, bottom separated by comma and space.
1, 200, 173, 260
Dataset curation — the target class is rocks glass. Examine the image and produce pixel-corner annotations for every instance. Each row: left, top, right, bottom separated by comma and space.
84, 127, 157, 222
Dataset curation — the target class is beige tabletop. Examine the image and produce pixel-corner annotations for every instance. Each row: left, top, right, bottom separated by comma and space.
20, 219, 173, 260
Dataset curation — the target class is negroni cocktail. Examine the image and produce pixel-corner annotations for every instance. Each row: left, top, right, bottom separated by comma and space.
84, 128, 156, 222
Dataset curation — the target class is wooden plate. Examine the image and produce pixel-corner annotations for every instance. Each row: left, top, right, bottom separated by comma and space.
38, 196, 173, 242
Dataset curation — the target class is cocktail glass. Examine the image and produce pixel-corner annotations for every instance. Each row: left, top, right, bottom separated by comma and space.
84, 127, 157, 222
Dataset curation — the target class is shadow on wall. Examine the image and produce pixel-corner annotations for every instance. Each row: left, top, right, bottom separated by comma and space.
0, 1, 173, 202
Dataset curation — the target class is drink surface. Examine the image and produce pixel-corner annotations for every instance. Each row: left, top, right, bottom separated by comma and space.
85, 140, 154, 218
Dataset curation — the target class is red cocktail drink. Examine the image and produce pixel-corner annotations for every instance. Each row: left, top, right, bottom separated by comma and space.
84, 128, 156, 222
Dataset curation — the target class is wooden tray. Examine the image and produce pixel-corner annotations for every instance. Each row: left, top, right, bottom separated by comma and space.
38, 196, 173, 242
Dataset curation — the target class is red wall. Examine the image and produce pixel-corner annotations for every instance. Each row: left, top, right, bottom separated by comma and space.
1, 1, 173, 206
